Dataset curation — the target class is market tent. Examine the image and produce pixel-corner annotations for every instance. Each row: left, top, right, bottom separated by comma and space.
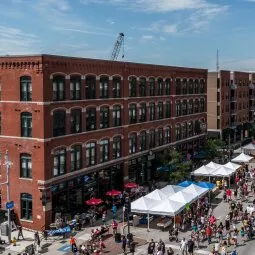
131, 197, 159, 214
178, 180, 194, 187
145, 189, 168, 201
184, 184, 209, 198
196, 182, 215, 190
191, 165, 217, 176
224, 162, 241, 171
211, 166, 235, 177
160, 185, 184, 196
231, 153, 253, 163
169, 190, 196, 204
243, 143, 255, 151
206, 161, 222, 169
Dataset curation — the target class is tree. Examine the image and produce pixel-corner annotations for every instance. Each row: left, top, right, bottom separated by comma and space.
202, 138, 225, 160
160, 148, 192, 184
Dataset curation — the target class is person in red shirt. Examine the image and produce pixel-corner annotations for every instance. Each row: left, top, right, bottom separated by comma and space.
226, 189, 231, 202
206, 226, 212, 244
111, 220, 118, 235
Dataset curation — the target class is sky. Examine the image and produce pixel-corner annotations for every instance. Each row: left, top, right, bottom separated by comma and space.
1, 0, 255, 71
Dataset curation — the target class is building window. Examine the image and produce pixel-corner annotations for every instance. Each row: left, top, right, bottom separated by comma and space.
158, 128, 164, 146
194, 99, 199, 113
100, 77, 109, 98
86, 142, 96, 166
53, 148, 66, 176
70, 76, 81, 100
149, 78, 155, 96
71, 145, 82, 171
182, 79, 187, 94
175, 79, 181, 95
86, 108, 96, 131
53, 76, 65, 101
188, 100, 194, 114
21, 193, 32, 220
158, 79, 163, 96
165, 102, 171, 118
113, 105, 121, 127
113, 77, 121, 98
175, 124, 181, 141
189, 79, 194, 94
129, 104, 137, 124
158, 102, 164, 119
113, 136, 121, 159
20, 76, 32, 101
194, 120, 201, 135
53, 110, 66, 137
140, 131, 147, 151
86, 76, 96, 99
21, 112, 32, 137
181, 123, 187, 139
100, 107, 109, 128
20, 154, 32, 178
129, 77, 137, 97
70, 109, 82, 133
165, 126, 171, 143
129, 134, 137, 154
194, 79, 199, 94
149, 103, 155, 121
139, 78, 146, 97
188, 122, 193, 137
200, 79, 205, 93
139, 103, 147, 122
100, 139, 109, 162
200, 98, 205, 112
182, 100, 188, 115
165, 79, 171, 95
176, 101, 181, 116
149, 130, 155, 148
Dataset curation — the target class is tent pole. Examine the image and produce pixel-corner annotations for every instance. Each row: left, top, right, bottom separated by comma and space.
229, 176, 231, 188
174, 215, 176, 228
147, 213, 150, 232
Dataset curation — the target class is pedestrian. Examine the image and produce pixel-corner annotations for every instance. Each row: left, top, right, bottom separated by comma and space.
99, 238, 106, 253
187, 238, 194, 255
17, 225, 25, 240
180, 237, 187, 255
34, 231, 41, 252
130, 240, 135, 254
167, 247, 174, 255
148, 239, 155, 255
111, 204, 117, 219
122, 235, 127, 254
102, 210, 106, 225
70, 235, 77, 252
111, 219, 118, 235
206, 225, 212, 245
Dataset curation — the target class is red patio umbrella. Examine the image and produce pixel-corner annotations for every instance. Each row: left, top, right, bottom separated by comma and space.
105, 189, 122, 197
124, 182, 137, 189
85, 198, 103, 206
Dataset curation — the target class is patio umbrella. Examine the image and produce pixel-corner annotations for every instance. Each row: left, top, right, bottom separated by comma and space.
124, 182, 137, 189
85, 198, 103, 206
105, 190, 122, 196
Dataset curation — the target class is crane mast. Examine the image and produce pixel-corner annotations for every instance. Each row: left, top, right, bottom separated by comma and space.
111, 33, 124, 61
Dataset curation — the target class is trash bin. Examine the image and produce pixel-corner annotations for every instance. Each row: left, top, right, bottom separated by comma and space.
115, 233, 121, 243
0, 224, 8, 236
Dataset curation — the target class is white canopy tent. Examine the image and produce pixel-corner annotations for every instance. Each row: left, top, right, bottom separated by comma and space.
160, 185, 184, 196
145, 189, 168, 201
168, 190, 196, 204
224, 162, 241, 171
211, 166, 235, 177
242, 143, 255, 154
131, 197, 159, 214
191, 165, 217, 177
231, 153, 253, 163
149, 199, 184, 216
184, 184, 209, 198
206, 161, 222, 169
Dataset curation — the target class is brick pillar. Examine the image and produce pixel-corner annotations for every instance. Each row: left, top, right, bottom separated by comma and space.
82, 109, 86, 132
146, 78, 150, 96
65, 75, 70, 100
82, 75, 86, 99
109, 106, 113, 128
96, 76, 100, 99
108, 77, 113, 98
162, 78, 166, 96
155, 78, 158, 96
171, 77, 176, 95
155, 103, 159, 120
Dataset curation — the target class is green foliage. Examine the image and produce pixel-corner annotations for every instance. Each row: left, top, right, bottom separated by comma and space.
202, 138, 224, 160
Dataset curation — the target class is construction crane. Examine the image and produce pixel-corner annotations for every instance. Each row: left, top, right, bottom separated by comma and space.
111, 33, 124, 61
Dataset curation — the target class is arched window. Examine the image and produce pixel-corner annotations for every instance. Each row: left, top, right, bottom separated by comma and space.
188, 100, 194, 114
20, 153, 32, 178
194, 79, 199, 94
158, 128, 164, 146
200, 98, 205, 112
176, 101, 181, 116
200, 79, 205, 93
113, 105, 121, 127
21, 112, 32, 137
149, 103, 155, 121
188, 121, 193, 137
149, 78, 155, 96
71, 145, 82, 171
165, 101, 171, 118
70, 76, 81, 100
53, 148, 66, 176
86, 142, 96, 166
70, 109, 82, 133
165, 126, 171, 143
139, 78, 146, 97
113, 136, 121, 159
100, 107, 109, 128
182, 79, 187, 94
194, 99, 199, 113
149, 129, 155, 148
139, 103, 146, 122
113, 77, 121, 98
86, 107, 96, 131
100, 76, 109, 99
20, 76, 32, 101
129, 77, 137, 97
182, 100, 188, 115
86, 76, 96, 99
53, 75, 65, 101
129, 104, 137, 124
194, 120, 201, 135
140, 131, 147, 151
175, 124, 181, 141
53, 110, 66, 137
158, 102, 164, 119
100, 139, 109, 162
21, 193, 32, 220
165, 79, 171, 95
175, 78, 181, 95
129, 134, 137, 154
188, 79, 194, 94
181, 122, 187, 139
158, 78, 163, 96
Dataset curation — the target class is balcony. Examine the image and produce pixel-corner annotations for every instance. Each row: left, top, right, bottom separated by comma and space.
230, 84, 237, 90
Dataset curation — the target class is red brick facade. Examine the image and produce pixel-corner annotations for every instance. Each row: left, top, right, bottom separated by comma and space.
0, 55, 207, 230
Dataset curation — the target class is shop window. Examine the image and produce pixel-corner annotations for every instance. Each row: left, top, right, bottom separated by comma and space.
139, 78, 146, 97
53, 110, 66, 137
53, 76, 65, 101
86, 76, 96, 99
86, 108, 96, 131
129, 134, 137, 154
165, 126, 171, 143
100, 139, 109, 162
140, 131, 147, 151
20, 76, 32, 101
70, 76, 81, 100
53, 148, 66, 176
70, 109, 82, 133
149, 129, 155, 148
113, 77, 121, 98
158, 128, 164, 146
113, 105, 121, 127
129, 104, 137, 124
176, 101, 181, 116
158, 102, 163, 119
21, 193, 32, 220
165, 102, 171, 118
113, 136, 121, 159
158, 78, 163, 96
20, 153, 32, 178
100, 77, 109, 99
139, 103, 146, 122
71, 145, 82, 171
86, 142, 96, 166
165, 79, 171, 95
149, 78, 155, 96
100, 107, 109, 128
21, 112, 32, 137
129, 77, 137, 97
149, 103, 155, 121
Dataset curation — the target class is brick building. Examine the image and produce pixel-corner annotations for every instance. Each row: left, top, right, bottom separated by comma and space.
207, 71, 255, 145
0, 55, 207, 230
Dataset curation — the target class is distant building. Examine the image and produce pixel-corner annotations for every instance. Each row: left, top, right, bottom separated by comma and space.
0, 55, 207, 230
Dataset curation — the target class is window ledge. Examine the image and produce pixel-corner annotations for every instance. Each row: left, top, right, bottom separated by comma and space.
20, 219, 33, 223
19, 178, 33, 181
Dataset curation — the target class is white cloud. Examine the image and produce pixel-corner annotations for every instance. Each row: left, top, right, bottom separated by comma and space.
37, 0, 71, 12
106, 19, 115, 25
53, 27, 114, 36
159, 36, 166, 41
140, 35, 155, 43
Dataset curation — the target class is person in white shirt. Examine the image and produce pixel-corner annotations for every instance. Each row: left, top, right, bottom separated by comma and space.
180, 237, 187, 255
157, 248, 163, 255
